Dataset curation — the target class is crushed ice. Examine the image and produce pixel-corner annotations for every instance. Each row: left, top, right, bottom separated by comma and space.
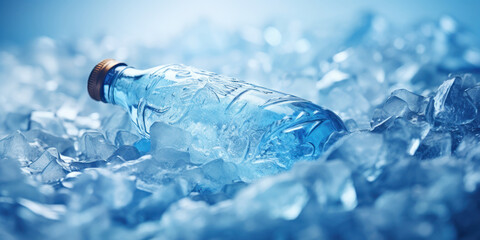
1, 13, 480, 239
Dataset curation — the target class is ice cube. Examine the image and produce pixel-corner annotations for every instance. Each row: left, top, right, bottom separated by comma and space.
133, 138, 151, 154
109, 145, 141, 162
415, 131, 452, 159
370, 109, 394, 130
150, 122, 192, 152
199, 159, 240, 192
28, 148, 65, 183
427, 77, 477, 126
323, 132, 385, 181
67, 168, 135, 210
112, 155, 172, 192
78, 131, 116, 162
24, 129, 76, 157
307, 161, 357, 210
102, 109, 137, 142
28, 148, 66, 183
382, 96, 410, 118
235, 175, 309, 220
466, 85, 480, 108
153, 148, 190, 169
390, 89, 426, 113
133, 180, 191, 223
221, 181, 248, 198
0, 131, 41, 166
382, 118, 430, 157
317, 78, 371, 125
114, 130, 141, 147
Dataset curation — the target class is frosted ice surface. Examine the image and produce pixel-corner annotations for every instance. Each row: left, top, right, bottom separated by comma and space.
109, 145, 141, 162
150, 122, 192, 152
28, 148, 66, 183
312, 161, 357, 210
0, 131, 41, 166
235, 176, 309, 220
24, 129, 76, 157
391, 89, 427, 113
1, 13, 480, 240
114, 130, 141, 147
427, 76, 477, 126
78, 131, 116, 162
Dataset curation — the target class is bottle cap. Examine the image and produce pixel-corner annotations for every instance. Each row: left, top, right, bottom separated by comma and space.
87, 59, 127, 102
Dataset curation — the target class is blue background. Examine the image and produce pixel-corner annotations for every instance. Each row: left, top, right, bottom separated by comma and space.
1, 0, 479, 47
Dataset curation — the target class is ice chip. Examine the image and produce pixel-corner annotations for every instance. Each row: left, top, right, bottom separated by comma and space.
134, 180, 192, 223
78, 131, 116, 162
114, 130, 141, 147
28, 148, 66, 183
112, 155, 172, 192
318, 82, 371, 126
150, 122, 192, 152
323, 132, 385, 181
152, 146, 190, 169
68, 168, 135, 210
0, 131, 41, 166
109, 145, 141, 162
466, 85, 480, 108
28, 148, 56, 172
382, 96, 410, 118
24, 129, 75, 157
102, 110, 137, 142
235, 175, 309, 220
382, 118, 430, 157
415, 131, 452, 159
133, 138, 151, 154
309, 161, 357, 210
427, 77, 477, 126
391, 89, 426, 113
370, 109, 394, 130
221, 181, 248, 198
199, 159, 240, 192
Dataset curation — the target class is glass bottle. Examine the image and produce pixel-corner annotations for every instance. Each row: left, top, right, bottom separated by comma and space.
88, 59, 346, 177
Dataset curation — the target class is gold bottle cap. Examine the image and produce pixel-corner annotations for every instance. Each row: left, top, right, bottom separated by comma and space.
87, 59, 126, 102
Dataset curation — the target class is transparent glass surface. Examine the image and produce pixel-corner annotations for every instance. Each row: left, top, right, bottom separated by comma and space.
104, 64, 346, 173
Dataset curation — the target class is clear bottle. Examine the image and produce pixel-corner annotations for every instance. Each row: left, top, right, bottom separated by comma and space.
88, 59, 346, 176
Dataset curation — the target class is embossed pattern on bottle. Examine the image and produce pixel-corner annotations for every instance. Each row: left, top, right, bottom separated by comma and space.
124, 64, 346, 171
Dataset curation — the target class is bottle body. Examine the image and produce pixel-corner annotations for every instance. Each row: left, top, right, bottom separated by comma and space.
103, 64, 346, 176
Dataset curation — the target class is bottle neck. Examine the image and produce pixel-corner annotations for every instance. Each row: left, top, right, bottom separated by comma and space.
103, 66, 149, 110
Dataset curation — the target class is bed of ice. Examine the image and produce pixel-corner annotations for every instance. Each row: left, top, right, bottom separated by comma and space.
1, 13, 480, 239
